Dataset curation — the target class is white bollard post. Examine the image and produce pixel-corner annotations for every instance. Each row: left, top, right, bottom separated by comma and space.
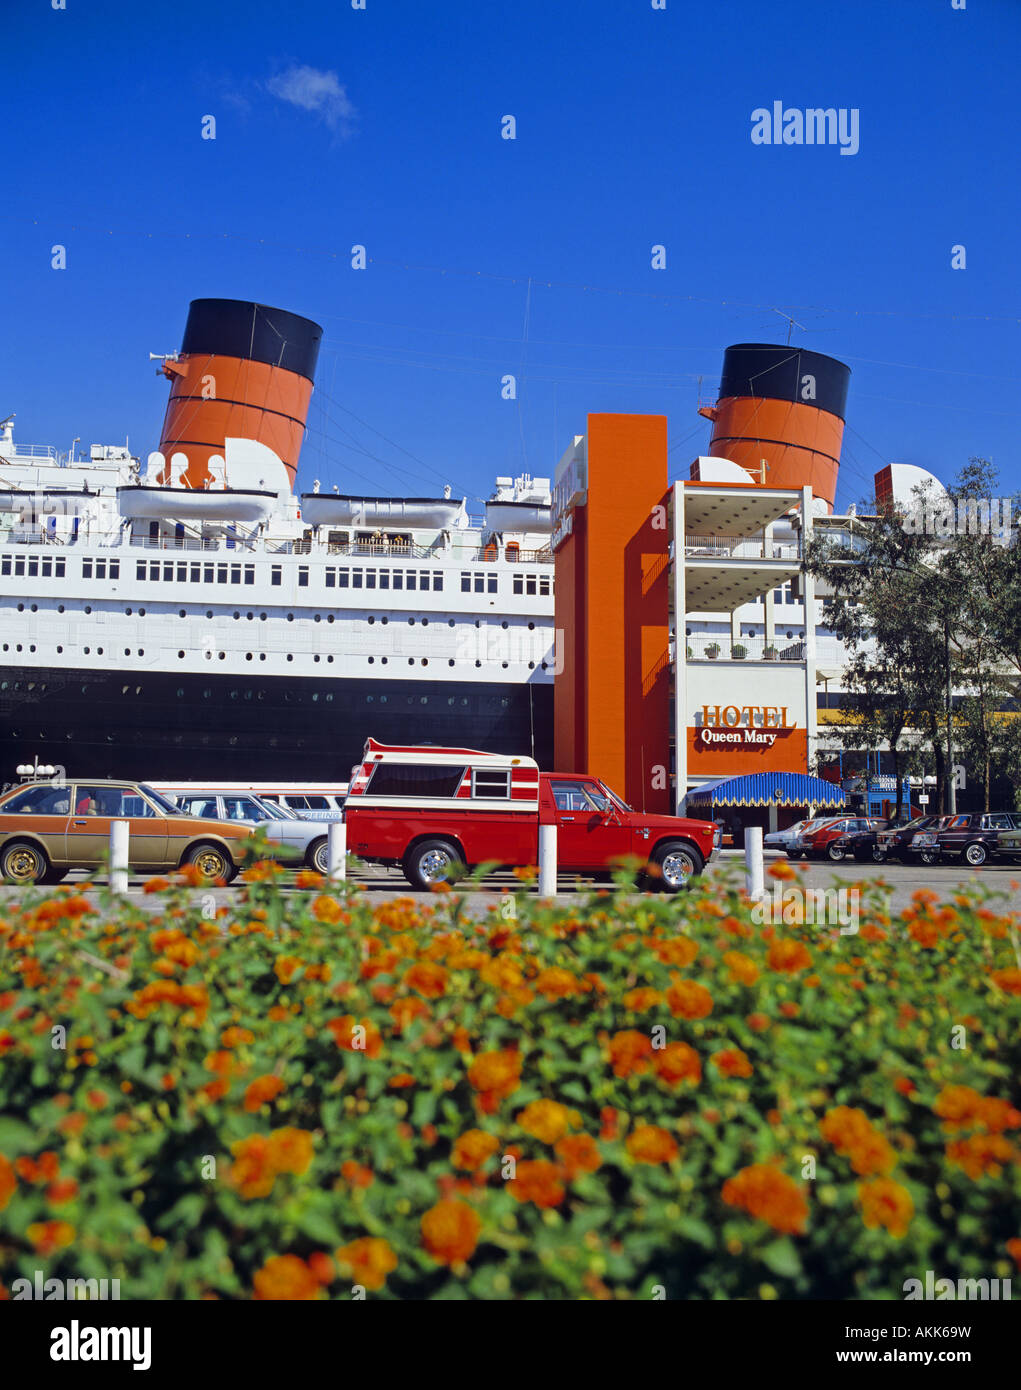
110, 819, 129, 894
538, 823, 557, 898
328, 820, 347, 881
744, 826, 765, 902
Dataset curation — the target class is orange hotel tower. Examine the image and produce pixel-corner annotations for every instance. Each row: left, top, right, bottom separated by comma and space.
552, 345, 849, 812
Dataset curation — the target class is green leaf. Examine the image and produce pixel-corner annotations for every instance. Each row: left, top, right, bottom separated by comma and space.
0, 1116, 38, 1154
759, 1238, 802, 1278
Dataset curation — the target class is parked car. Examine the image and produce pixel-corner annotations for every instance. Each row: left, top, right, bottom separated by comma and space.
830, 815, 914, 863
155, 788, 333, 875
794, 816, 884, 862
785, 818, 841, 859
874, 815, 940, 863
0, 778, 252, 885
996, 825, 1021, 859
904, 815, 956, 865
764, 819, 812, 853
344, 738, 721, 892
932, 811, 1021, 867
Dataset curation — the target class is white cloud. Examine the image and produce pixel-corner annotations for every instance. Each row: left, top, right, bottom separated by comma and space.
266, 65, 356, 133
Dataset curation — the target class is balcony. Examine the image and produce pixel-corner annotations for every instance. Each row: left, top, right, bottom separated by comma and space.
684, 534, 801, 561
684, 633, 849, 666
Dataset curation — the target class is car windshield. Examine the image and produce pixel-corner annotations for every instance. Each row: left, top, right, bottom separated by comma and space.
254, 797, 296, 820
599, 782, 632, 814
138, 785, 181, 816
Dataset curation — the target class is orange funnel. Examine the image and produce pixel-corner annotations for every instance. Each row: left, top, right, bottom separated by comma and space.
700, 344, 850, 510
158, 298, 322, 490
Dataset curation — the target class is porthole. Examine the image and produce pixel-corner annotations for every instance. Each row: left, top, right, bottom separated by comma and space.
84, 646, 90, 654
315, 614, 322, 623
327, 614, 335, 624
287, 654, 293, 662
502, 661, 509, 669
58, 604, 64, 613
207, 611, 213, 619
56, 646, 63, 654
29, 645, 36, 653
528, 622, 535, 630
287, 613, 294, 622
260, 612, 267, 620
30, 604, 37, 612
218, 652, 226, 660
367, 616, 374, 625
16, 604, 23, 612
380, 617, 387, 625
260, 654, 266, 661
368, 656, 375, 664
380, 657, 387, 665
448, 659, 455, 667
474, 619, 480, 628
408, 618, 415, 625
138, 608, 145, 616
178, 650, 185, 658
475, 659, 481, 668
501, 621, 508, 629
314, 655, 320, 662
448, 619, 455, 628
178, 609, 185, 618
528, 661, 534, 669
84, 606, 91, 615
247, 612, 254, 620
408, 658, 414, 665
422, 618, 429, 627
125, 648, 131, 656
245, 653, 253, 661
786, 631, 793, 639
422, 659, 428, 666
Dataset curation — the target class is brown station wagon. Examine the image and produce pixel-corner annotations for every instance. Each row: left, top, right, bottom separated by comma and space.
0, 779, 253, 885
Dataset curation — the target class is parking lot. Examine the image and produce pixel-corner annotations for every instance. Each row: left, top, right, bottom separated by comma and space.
1, 848, 1016, 918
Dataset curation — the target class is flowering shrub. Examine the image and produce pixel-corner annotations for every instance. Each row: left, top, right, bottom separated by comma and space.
0, 868, 1019, 1299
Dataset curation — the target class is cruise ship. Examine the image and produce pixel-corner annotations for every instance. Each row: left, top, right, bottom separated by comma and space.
0, 299, 555, 781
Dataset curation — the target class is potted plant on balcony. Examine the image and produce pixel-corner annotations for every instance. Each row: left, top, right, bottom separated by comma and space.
763, 644, 777, 660
732, 643, 748, 660
704, 642, 720, 660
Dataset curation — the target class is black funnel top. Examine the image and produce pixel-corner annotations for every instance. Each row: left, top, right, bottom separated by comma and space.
180, 299, 323, 382
718, 344, 851, 421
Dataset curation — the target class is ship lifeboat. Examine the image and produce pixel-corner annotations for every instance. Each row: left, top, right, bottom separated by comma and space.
484, 499, 553, 534
299, 494, 467, 530
117, 485, 278, 524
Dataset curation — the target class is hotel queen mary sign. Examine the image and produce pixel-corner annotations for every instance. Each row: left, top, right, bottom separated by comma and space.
696, 703, 797, 749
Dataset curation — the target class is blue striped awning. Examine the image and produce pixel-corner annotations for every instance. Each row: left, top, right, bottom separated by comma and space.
685, 772, 846, 810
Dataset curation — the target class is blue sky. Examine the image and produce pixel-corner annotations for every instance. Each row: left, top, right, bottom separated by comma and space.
1, 0, 1018, 510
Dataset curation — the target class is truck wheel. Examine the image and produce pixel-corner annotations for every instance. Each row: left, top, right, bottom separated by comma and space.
307, 838, 330, 875
403, 838, 465, 891
650, 840, 703, 892
918, 849, 940, 866
964, 842, 987, 867
183, 842, 238, 885
1, 840, 50, 884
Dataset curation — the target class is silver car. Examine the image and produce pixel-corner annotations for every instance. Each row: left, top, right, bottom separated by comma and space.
763, 818, 811, 853
160, 790, 332, 875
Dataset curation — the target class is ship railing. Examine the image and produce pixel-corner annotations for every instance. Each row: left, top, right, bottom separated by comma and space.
684, 633, 847, 665
129, 536, 257, 552
683, 534, 801, 561
464, 546, 553, 564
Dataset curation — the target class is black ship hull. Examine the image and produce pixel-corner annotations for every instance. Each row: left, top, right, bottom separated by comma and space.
0, 666, 555, 782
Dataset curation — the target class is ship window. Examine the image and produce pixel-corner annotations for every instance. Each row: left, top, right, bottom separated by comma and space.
473, 573, 485, 593
231, 565, 242, 584
461, 572, 471, 593
0, 558, 9, 576
177, 563, 187, 582
366, 763, 466, 799
352, 569, 363, 589
56, 559, 65, 578
472, 769, 511, 798
379, 571, 389, 590
149, 562, 159, 580
191, 564, 201, 582
392, 571, 403, 590
488, 574, 497, 593
83, 559, 92, 578
241, 564, 254, 585
28, 558, 39, 577
271, 565, 282, 586
162, 563, 173, 581
406, 572, 416, 590
97, 561, 107, 579
42, 559, 52, 577
217, 564, 228, 584
539, 576, 551, 596
365, 569, 376, 589
205, 564, 215, 583
326, 569, 336, 588
14, 558, 25, 576
136, 562, 146, 580
338, 570, 349, 588
298, 566, 309, 587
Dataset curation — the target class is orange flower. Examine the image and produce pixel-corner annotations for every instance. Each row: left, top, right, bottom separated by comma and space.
607, 1029, 653, 1078
274, 956, 303, 985
403, 962, 448, 999
15, 1151, 60, 1183
600, 1107, 620, 1140
142, 876, 171, 894
221, 1026, 255, 1048
622, 987, 663, 1011
294, 870, 324, 890
312, 895, 348, 925
340, 1160, 374, 1189
768, 860, 798, 881
466, 1049, 522, 1112
421, 1198, 482, 1265
652, 1041, 702, 1086
722, 951, 759, 986
452, 1129, 500, 1172
508, 1158, 566, 1208
327, 1015, 383, 1058
721, 1164, 809, 1235
533, 967, 582, 999
1006, 1237, 1021, 1269
27, 1220, 76, 1255
244, 1075, 285, 1113
767, 939, 813, 974
893, 1077, 916, 1097
858, 1177, 913, 1237
46, 1178, 79, 1206
934, 1085, 1021, 1134
389, 996, 430, 1033
625, 1124, 679, 1165
711, 1047, 753, 1079
516, 1099, 574, 1145
0, 1155, 15, 1211
653, 936, 699, 967
267, 1127, 314, 1177
746, 1012, 770, 1033
335, 1237, 398, 1291
555, 1133, 602, 1178
229, 1134, 276, 1199
253, 1254, 321, 1300
666, 979, 714, 1019
946, 1134, 1014, 1180
990, 968, 1021, 995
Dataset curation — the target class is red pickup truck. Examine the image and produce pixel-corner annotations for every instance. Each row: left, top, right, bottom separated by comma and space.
343, 739, 719, 891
